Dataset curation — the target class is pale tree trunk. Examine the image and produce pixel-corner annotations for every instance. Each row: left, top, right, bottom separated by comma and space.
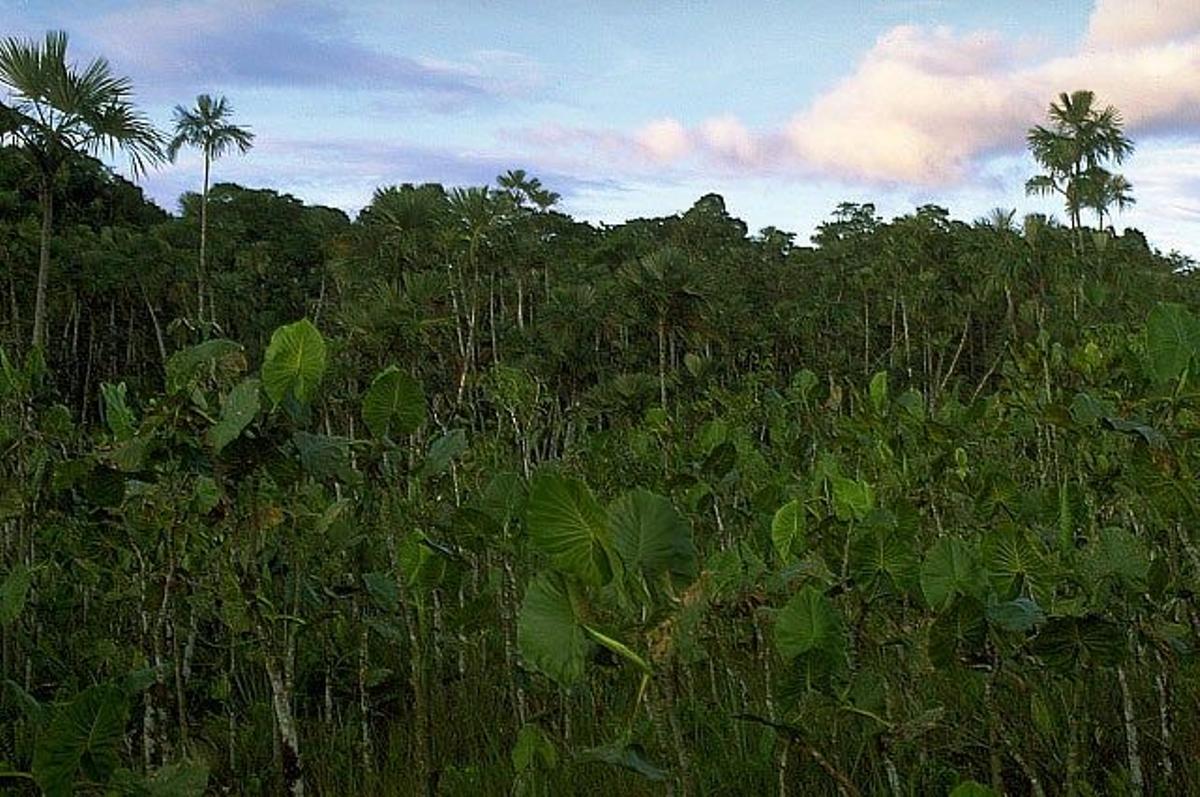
657, 317, 668, 408
199, 152, 210, 325
31, 175, 54, 350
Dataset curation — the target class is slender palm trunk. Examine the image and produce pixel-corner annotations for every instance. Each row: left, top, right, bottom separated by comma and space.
31, 174, 54, 350
657, 317, 668, 408
199, 152, 210, 325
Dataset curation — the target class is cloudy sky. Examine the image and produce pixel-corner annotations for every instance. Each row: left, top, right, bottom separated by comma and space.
5, 0, 1199, 255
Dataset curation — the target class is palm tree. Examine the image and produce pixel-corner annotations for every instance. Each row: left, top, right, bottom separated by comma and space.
618, 245, 711, 408
1026, 90, 1133, 230
0, 31, 163, 350
497, 168, 560, 212
1083, 169, 1135, 228
167, 94, 254, 325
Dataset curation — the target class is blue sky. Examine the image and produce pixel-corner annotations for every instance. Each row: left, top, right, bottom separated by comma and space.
4, 0, 1199, 255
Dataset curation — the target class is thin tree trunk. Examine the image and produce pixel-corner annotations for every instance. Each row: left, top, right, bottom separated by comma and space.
658, 317, 668, 408
199, 153, 210, 325
31, 175, 54, 351
1118, 665, 1144, 794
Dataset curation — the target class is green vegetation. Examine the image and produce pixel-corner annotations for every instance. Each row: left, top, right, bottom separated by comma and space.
2, 30, 1200, 797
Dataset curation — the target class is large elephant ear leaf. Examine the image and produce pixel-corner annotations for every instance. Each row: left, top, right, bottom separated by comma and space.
831, 476, 874, 521
771, 499, 806, 562
261, 319, 327, 406
921, 538, 987, 612
774, 586, 845, 660
517, 572, 589, 687
526, 473, 614, 586
207, 378, 260, 453
164, 338, 243, 394
362, 365, 426, 439
1145, 303, 1200, 383
33, 683, 130, 796
1032, 615, 1126, 671
608, 489, 697, 581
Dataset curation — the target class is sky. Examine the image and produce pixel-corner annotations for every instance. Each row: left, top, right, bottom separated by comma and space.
4, 0, 1200, 256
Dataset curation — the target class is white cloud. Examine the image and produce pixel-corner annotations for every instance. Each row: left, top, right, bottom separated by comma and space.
635, 118, 690, 162
1085, 0, 1200, 49
698, 114, 759, 167
519, 1, 1200, 190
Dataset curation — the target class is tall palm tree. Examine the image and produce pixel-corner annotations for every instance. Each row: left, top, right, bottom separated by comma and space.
618, 245, 711, 408
1025, 90, 1133, 230
0, 31, 163, 350
167, 94, 254, 325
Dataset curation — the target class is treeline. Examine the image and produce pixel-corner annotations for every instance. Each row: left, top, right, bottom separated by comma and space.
1, 146, 1194, 424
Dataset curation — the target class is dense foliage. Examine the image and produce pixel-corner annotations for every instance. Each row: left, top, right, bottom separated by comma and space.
2, 37, 1200, 796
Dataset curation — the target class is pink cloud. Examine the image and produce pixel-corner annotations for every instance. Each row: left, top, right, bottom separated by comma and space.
515, 1, 1200, 187
786, 7, 1200, 184
1085, 0, 1200, 49
635, 118, 690, 162
698, 115, 759, 167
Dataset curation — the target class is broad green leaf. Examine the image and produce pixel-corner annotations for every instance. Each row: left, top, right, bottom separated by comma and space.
207, 378, 260, 453
897, 389, 925, 422
831, 476, 874, 521
0, 565, 31, 625
363, 572, 399, 612
921, 539, 986, 612
949, 781, 999, 797
928, 598, 986, 669
577, 738, 668, 781
982, 528, 1051, 602
517, 573, 588, 686
771, 499, 806, 562
608, 489, 696, 581
191, 476, 220, 516
1145, 302, 1200, 383
1032, 615, 1126, 671
869, 371, 888, 412
1083, 527, 1149, 593
261, 319, 327, 406
33, 683, 130, 796
144, 760, 210, 797
849, 525, 918, 595
526, 473, 613, 586
164, 339, 242, 394
481, 471, 525, 525
791, 369, 818, 402
774, 586, 844, 659
99, 382, 136, 441
512, 724, 558, 773
1068, 391, 1114, 426
292, 432, 359, 484
986, 598, 1045, 633
1102, 416, 1166, 448
420, 429, 467, 477
362, 366, 426, 439
397, 534, 447, 594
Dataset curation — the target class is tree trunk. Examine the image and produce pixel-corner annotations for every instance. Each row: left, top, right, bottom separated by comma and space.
657, 317, 668, 409
199, 153, 210, 325
31, 175, 54, 351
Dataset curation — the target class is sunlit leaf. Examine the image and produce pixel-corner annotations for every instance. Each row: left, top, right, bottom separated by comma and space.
261, 319, 326, 406
362, 365, 426, 439
525, 473, 613, 586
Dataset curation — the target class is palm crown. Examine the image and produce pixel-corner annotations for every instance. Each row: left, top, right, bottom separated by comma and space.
0, 30, 162, 349
167, 93, 254, 163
